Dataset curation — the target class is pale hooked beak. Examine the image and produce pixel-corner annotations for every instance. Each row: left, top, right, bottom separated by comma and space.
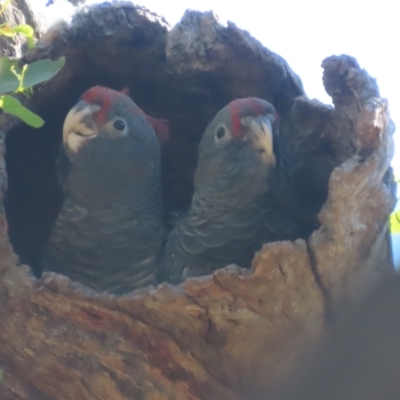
62, 101, 101, 161
241, 115, 276, 166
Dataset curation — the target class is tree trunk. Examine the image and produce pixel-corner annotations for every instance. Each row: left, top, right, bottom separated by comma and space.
0, 4, 396, 399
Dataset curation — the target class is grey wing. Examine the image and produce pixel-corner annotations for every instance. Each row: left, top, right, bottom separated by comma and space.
61, 196, 88, 221
162, 207, 264, 283
42, 196, 89, 275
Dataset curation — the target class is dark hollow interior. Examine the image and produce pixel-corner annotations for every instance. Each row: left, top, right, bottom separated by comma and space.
3, 25, 333, 278
4, 73, 216, 275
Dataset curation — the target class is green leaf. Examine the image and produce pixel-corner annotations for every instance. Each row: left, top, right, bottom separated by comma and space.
0, 95, 44, 127
21, 57, 65, 89
26, 35, 34, 49
0, 369, 3, 383
390, 210, 400, 234
10, 24, 34, 37
0, 27, 15, 37
0, 57, 20, 94
10, 24, 35, 48
0, 57, 66, 95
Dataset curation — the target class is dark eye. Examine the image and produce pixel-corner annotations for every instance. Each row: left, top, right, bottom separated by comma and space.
113, 119, 126, 131
216, 126, 226, 139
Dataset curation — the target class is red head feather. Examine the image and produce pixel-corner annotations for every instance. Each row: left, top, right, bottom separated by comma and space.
119, 87, 170, 143
144, 115, 169, 144
227, 97, 278, 138
80, 86, 169, 144
120, 86, 169, 144
81, 86, 113, 123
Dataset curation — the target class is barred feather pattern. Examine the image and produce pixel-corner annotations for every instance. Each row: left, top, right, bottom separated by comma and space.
43, 88, 165, 294
161, 98, 299, 284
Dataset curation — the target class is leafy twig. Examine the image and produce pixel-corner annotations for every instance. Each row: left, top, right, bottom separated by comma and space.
0, 0, 65, 127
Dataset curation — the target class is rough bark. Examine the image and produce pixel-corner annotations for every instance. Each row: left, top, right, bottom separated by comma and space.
0, 3, 396, 399
0, 0, 43, 58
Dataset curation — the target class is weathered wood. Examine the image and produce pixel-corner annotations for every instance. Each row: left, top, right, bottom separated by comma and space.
0, 3, 396, 399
